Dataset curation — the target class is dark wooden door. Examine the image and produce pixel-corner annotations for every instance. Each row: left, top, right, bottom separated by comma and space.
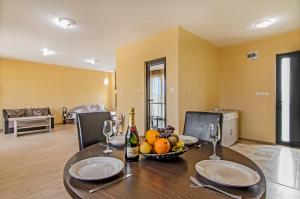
276, 51, 300, 146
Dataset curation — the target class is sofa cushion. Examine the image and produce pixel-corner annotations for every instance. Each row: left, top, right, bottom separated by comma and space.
6, 109, 26, 118
90, 104, 106, 112
25, 108, 33, 117
72, 106, 89, 113
89, 104, 98, 112
96, 104, 106, 112
32, 108, 49, 116
70, 104, 106, 114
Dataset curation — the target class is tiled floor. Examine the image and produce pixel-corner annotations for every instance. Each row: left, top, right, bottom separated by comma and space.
230, 142, 300, 198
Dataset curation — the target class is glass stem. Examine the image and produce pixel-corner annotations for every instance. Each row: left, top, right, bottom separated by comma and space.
213, 141, 217, 156
106, 137, 110, 150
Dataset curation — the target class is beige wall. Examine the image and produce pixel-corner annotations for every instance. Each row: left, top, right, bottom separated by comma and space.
219, 29, 300, 143
117, 27, 300, 143
0, 62, 2, 130
116, 26, 220, 134
109, 72, 116, 111
116, 27, 179, 133
0, 58, 113, 129
178, 27, 220, 132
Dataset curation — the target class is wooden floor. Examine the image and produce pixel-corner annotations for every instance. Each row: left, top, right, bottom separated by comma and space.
0, 124, 78, 199
1, 124, 300, 199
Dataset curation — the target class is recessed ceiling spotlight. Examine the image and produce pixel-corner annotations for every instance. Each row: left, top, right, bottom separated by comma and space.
254, 18, 276, 28
85, 58, 98, 65
42, 48, 55, 56
54, 17, 75, 29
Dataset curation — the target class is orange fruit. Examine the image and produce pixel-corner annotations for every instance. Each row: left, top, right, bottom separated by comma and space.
145, 129, 160, 145
154, 138, 170, 154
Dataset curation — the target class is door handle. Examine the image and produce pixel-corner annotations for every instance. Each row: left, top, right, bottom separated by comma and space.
147, 99, 154, 104
277, 101, 283, 107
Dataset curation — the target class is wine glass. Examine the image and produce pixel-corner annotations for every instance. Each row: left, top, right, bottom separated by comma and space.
103, 120, 113, 153
209, 122, 221, 160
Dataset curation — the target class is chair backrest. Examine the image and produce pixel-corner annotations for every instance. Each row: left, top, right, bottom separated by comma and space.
183, 111, 223, 142
76, 112, 112, 150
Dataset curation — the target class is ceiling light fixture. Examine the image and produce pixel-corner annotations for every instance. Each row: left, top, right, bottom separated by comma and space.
42, 48, 55, 56
254, 18, 276, 28
54, 17, 75, 29
85, 58, 98, 65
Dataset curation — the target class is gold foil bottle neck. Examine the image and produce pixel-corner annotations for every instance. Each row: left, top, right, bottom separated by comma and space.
129, 107, 135, 127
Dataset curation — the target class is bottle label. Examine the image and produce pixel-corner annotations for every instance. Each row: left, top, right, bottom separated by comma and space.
129, 133, 138, 144
127, 147, 139, 158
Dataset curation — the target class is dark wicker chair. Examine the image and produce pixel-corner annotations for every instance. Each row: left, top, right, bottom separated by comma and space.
76, 112, 112, 150
183, 111, 223, 142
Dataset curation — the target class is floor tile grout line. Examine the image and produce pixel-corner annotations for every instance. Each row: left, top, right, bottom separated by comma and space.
268, 179, 300, 190
231, 143, 300, 191
294, 160, 300, 188
266, 146, 300, 190
263, 145, 280, 173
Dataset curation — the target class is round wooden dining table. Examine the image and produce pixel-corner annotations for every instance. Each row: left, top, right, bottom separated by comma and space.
63, 143, 266, 199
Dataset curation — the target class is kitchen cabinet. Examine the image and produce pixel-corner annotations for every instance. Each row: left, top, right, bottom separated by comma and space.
209, 110, 239, 147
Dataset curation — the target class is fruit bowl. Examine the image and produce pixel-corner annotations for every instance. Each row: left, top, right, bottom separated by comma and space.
141, 146, 189, 161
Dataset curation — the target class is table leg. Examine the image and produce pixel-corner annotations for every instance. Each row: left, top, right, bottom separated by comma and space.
48, 118, 52, 132
14, 120, 18, 137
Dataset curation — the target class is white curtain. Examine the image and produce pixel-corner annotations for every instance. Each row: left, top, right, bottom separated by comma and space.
150, 72, 164, 118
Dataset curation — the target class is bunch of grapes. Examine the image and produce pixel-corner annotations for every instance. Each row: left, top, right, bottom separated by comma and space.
158, 125, 175, 138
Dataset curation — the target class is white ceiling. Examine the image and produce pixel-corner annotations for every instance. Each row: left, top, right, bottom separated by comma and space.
0, 0, 299, 71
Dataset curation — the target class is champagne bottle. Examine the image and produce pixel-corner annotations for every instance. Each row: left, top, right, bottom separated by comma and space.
125, 107, 139, 161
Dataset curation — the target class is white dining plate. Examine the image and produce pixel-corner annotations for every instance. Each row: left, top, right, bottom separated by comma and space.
69, 157, 124, 181
109, 136, 125, 146
179, 135, 198, 146
195, 160, 260, 187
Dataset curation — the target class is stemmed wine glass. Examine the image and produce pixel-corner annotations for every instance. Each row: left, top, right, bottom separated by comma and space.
103, 120, 113, 153
209, 122, 221, 160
